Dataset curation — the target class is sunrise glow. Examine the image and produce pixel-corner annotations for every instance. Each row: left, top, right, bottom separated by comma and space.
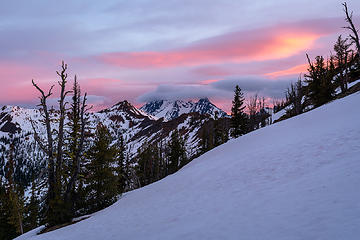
0, 1, 357, 112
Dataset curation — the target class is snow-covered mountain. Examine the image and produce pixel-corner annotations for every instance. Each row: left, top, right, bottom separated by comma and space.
140, 98, 228, 121
16, 92, 360, 240
0, 100, 229, 190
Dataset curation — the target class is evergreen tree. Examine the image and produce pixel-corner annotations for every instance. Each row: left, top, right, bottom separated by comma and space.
334, 35, 352, 93
85, 123, 118, 213
305, 54, 335, 107
136, 140, 169, 187
24, 180, 40, 232
137, 143, 157, 186
199, 127, 213, 154
286, 77, 304, 116
199, 114, 229, 155
167, 130, 187, 174
213, 112, 223, 147
0, 181, 18, 240
63, 77, 89, 220
115, 135, 126, 194
5, 138, 25, 236
231, 85, 248, 137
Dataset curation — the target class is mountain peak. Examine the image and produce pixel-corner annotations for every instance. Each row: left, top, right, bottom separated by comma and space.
112, 100, 131, 108
198, 97, 210, 102
99, 100, 156, 120
140, 98, 228, 121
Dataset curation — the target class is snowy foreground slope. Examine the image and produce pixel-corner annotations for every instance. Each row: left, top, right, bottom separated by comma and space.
17, 93, 360, 240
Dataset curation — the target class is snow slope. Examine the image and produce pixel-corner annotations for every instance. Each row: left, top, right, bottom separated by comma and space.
17, 92, 360, 240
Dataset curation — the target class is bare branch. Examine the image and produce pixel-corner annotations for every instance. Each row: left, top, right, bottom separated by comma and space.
32, 79, 54, 99
30, 119, 48, 154
343, 2, 360, 54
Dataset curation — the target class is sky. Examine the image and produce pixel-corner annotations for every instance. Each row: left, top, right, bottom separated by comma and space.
1, 0, 359, 112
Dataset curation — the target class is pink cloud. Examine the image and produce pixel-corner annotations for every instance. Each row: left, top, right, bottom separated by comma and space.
200, 79, 220, 85
97, 18, 343, 69
265, 64, 308, 78
0, 61, 54, 104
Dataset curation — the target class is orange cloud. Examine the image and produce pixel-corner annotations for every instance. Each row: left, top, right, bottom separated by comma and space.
265, 64, 308, 78
97, 19, 340, 69
99, 33, 319, 68
260, 35, 318, 60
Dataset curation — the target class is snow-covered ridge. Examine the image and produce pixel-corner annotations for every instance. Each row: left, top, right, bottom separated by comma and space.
0, 100, 215, 181
0, 105, 42, 135
140, 98, 228, 121
16, 92, 360, 240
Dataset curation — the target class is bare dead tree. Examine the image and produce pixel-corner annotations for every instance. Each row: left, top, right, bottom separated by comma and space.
343, 2, 360, 55
32, 61, 85, 226
247, 94, 258, 118
31, 80, 56, 219
55, 62, 72, 192
247, 94, 258, 130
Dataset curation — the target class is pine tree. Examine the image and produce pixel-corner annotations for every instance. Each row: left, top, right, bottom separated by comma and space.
137, 143, 155, 186
231, 85, 248, 137
24, 180, 40, 232
286, 76, 304, 116
334, 35, 352, 93
136, 141, 169, 186
305, 54, 335, 107
0, 181, 18, 240
213, 112, 222, 147
63, 77, 88, 220
115, 135, 126, 194
85, 123, 118, 213
199, 127, 213, 154
5, 138, 25, 235
167, 130, 187, 174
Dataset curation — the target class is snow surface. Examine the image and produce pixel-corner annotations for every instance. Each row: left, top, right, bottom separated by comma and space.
17, 92, 360, 240
348, 78, 360, 88
271, 108, 286, 123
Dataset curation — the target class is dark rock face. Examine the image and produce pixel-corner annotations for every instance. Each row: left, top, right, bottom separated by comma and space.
0, 113, 20, 134
191, 98, 228, 118
140, 100, 164, 114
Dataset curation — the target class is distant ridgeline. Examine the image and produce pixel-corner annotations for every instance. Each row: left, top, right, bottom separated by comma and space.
140, 98, 228, 121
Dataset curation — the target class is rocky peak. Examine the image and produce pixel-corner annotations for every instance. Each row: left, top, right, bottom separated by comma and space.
140, 98, 228, 121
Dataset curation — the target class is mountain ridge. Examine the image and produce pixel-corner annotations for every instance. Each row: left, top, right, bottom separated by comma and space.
0, 99, 231, 191
140, 98, 228, 121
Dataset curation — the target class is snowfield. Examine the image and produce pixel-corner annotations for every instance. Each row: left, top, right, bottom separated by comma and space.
17, 92, 360, 240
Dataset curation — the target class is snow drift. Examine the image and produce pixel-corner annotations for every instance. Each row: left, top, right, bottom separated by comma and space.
17, 92, 360, 240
